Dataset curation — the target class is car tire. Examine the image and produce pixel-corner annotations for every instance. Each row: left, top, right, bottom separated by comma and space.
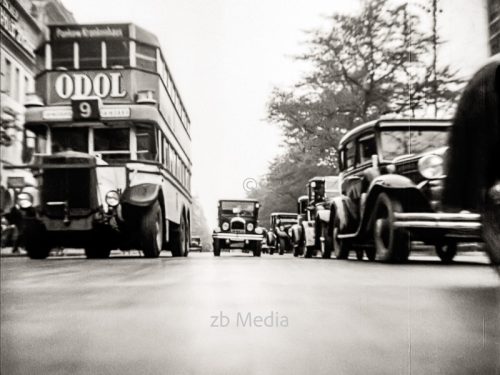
140, 201, 163, 258
320, 223, 332, 259
304, 246, 315, 258
332, 217, 349, 259
483, 187, 500, 272
213, 239, 221, 256
355, 249, 364, 260
373, 193, 410, 263
435, 242, 457, 263
24, 221, 51, 260
278, 238, 285, 255
171, 213, 189, 257
365, 246, 376, 261
253, 242, 262, 257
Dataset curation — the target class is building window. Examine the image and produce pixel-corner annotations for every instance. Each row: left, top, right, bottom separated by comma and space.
106, 40, 129, 68
24, 76, 30, 102
52, 41, 74, 69
79, 40, 102, 69
13, 67, 20, 101
136, 43, 157, 72
1, 58, 11, 95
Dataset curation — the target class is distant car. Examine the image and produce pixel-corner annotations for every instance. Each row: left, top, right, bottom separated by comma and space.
212, 199, 264, 257
190, 236, 203, 251
266, 213, 297, 255
290, 195, 309, 257
290, 176, 341, 258
329, 118, 482, 263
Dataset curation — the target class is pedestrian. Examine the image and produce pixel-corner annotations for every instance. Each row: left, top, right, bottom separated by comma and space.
443, 54, 500, 273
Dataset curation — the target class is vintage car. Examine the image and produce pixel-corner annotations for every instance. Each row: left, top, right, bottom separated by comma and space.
329, 118, 482, 263
290, 176, 341, 258
290, 195, 308, 257
266, 212, 298, 255
212, 199, 264, 257
189, 236, 203, 252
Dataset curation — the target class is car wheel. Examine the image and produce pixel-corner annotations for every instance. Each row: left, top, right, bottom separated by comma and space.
373, 193, 410, 262
24, 221, 51, 260
365, 246, 376, 261
435, 242, 457, 263
355, 249, 364, 260
213, 239, 221, 256
171, 213, 189, 257
278, 238, 285, 255
140, 201, 163, 258
321, 223, 333, 259
332, 217, 349, 259
483, 186, 500, 272
253, 242, 262, 257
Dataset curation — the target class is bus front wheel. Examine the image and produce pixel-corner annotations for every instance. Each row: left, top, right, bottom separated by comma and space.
140, 201, 163, 258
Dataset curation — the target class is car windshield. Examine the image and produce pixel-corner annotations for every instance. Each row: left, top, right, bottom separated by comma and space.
380, 128, 449, 160
221, 201, 256, 216
325, 177, 339, 194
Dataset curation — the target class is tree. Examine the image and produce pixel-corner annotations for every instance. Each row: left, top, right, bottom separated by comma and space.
250, 0, 463, 218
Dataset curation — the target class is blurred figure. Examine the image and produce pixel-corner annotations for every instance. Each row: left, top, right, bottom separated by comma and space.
443, 54, 500, 272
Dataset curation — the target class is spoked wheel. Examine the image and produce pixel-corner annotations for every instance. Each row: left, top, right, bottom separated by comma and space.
435, 242, 457, 263
171, 213, 189, 257
373, 193, 410, 263
24, 221, 51, 260
332, 217, 349, 260
140, 201, 163, 258
213, 239, 221, 256
321, 223, 333, 259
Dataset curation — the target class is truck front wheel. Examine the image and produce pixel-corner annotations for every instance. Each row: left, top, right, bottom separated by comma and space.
213, 239, 221, 256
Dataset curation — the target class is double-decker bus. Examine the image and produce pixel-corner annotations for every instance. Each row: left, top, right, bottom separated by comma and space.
12, 23, 192, 259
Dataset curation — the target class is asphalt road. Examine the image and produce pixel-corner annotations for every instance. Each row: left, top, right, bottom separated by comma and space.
1, 251, 499, 375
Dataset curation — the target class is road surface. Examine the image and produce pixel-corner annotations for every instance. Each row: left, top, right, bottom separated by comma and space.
1, 251, 499, 375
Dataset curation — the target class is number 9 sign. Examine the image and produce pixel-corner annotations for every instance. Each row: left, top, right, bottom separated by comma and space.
71, 98, 100, 121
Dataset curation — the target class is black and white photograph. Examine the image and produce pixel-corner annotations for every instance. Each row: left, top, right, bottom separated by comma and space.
0, 0, 499, 374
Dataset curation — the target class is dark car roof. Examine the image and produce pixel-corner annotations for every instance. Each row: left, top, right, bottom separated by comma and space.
339, 118, 452, 147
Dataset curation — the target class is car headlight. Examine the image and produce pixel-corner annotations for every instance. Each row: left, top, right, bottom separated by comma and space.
247, 223, 254, 232
255, 227, 263, 234
222, 222, 230, 231
418, 154, 445, 179
105, 190, 120, 207
279, 225, 285, 231
17, 192, 33, 209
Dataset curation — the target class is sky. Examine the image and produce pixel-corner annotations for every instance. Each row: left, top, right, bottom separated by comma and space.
59, 0, 489, 227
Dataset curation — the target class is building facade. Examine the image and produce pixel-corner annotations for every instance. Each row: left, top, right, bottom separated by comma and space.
0, 0, 74, 212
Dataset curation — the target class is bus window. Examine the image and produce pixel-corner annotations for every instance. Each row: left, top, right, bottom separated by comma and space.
106, 40, 129, 68
52, 41, 74, 69
136, 125, 157, 161
136, 43, 156, 72
79, 40, 102, 69
52, 127, 88, 153
94, 128, 130, 163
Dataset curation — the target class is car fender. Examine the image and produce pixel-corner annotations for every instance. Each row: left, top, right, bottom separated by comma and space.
369, 174, 415, 191
316, 208, 330, 224
290, 224, 302, 246
121, 183, 160, 207
329, 196, 356, 232
302, 221, 316, 247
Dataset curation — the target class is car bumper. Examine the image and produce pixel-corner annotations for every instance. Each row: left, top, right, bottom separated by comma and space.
213, 232, 263, 241
393, 212, 482, 235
